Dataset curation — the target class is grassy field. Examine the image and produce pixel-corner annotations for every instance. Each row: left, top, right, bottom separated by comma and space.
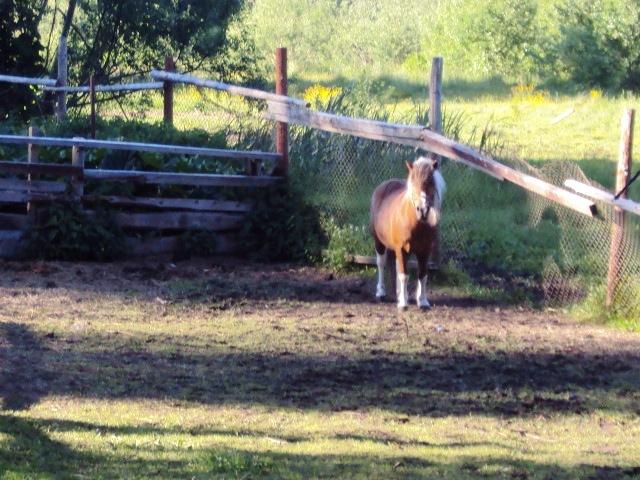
2, 259, 640, 479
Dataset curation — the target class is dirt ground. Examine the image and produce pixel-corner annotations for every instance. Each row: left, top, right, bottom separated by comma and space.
2, 257, 640, 419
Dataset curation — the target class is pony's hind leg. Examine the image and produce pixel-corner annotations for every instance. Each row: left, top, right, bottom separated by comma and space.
395, 248, 409, 310
374, 239, 387, 300
416, 253, 430, 309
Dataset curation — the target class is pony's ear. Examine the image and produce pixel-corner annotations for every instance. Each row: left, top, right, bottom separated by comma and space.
432, 159, 439, 169
405, 160, 413, 172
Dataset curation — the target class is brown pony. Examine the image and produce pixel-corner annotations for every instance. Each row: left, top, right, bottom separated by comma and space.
370, 156, 445, 309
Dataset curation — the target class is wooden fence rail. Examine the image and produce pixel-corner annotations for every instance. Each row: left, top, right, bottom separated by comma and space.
0, 135, 281, 163
43, 81, 163, 93
263, 101, 598, 218
150, 69, 308, 107
0, 74, 57, 87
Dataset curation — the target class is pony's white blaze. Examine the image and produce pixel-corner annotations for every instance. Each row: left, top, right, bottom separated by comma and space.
375, 250, 387, 298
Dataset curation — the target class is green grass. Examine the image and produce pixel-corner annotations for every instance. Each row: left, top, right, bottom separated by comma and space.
2, 262, 640, 478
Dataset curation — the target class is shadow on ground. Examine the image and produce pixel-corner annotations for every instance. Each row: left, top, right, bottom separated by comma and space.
1, 414, 639, 479
1, 317, 639, 417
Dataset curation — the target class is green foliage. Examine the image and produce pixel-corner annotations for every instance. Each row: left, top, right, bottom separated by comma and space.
64, 0, 241, 85
22, 203, 125, 261
475, 0, 546, 79
240, 183, 326, 263
555, 0, 640, 90
0, 0, 45, 120
321, 218, 370, 271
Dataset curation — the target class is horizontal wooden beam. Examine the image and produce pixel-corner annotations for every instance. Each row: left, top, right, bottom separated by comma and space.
348, 254, 438, 271
150, 69, 308, 107
0, 230, 22, 258
83, 195, 250, 212
0, 135, 281, 162
125, 233, 237, 257
565, 179, 640, 217
0, 213, 30, 229
0, 161, 82, 177
84, 169, 280, 187
0, 190, 69, 204
43, 81, 163, 93
0, 73, 57, 87
106, 211, 243, 231
265, 102, 597, 217
0, 178, 67, 193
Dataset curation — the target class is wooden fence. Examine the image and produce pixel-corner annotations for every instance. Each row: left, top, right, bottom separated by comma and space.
0, 133, 282, 258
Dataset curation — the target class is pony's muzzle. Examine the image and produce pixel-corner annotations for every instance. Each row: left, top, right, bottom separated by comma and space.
416, 204, 431, 222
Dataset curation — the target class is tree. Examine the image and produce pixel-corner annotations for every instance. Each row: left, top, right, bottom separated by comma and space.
62, 0, 242, 87
0, 0, 46, 120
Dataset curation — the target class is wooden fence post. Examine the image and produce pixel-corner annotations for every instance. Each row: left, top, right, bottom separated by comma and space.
27, 126, 39, 216
606, 108, 635, 307
71, 138, 85, 201
429, 56, 443, 267
90, 74, 96, 139
163, 56, 174, 126
273, 47, 289, 177
56, 36, 68, 121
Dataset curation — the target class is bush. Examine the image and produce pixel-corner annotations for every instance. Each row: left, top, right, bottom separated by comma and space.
22, 203, 125, 261
239, 182, 326, 263
555, 0, 640, 90
474, 0, 545, 79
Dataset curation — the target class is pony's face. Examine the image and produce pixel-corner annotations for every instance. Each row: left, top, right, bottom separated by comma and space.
406, 156, 445, 226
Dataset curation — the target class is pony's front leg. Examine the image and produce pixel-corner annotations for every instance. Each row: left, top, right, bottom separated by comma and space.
416, 254, 430, 309
395, 248, 409, 310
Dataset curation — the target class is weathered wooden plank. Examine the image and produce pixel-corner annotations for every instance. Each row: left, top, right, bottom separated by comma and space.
0, 161, 81, 177
0, 213, 30, 229
83, 195, 250, 212
564, 179, 640, 217
108, 211, 244, 231
150, 69, 308, 107
84, 169, 280, 187
43, 81, 163, 93
0, 74, 57, 87
0, 230, 22, 258
0, 135, 281, 162
348, 254, 438, 271
125, 233, 237, 257
265, 102, 598, 217
0, 191, 70, 204
0, 178, 66, 193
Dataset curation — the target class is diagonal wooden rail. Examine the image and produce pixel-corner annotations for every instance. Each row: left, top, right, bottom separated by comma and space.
264, 102, 598, 217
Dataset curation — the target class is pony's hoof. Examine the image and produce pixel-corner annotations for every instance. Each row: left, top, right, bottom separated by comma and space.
419, 303, 431, 310
397, 303, 409, 311
375, 294, 387, 303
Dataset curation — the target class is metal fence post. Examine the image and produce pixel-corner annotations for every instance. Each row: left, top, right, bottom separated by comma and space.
71, 138, 85, 201
90, 74, 97, 139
